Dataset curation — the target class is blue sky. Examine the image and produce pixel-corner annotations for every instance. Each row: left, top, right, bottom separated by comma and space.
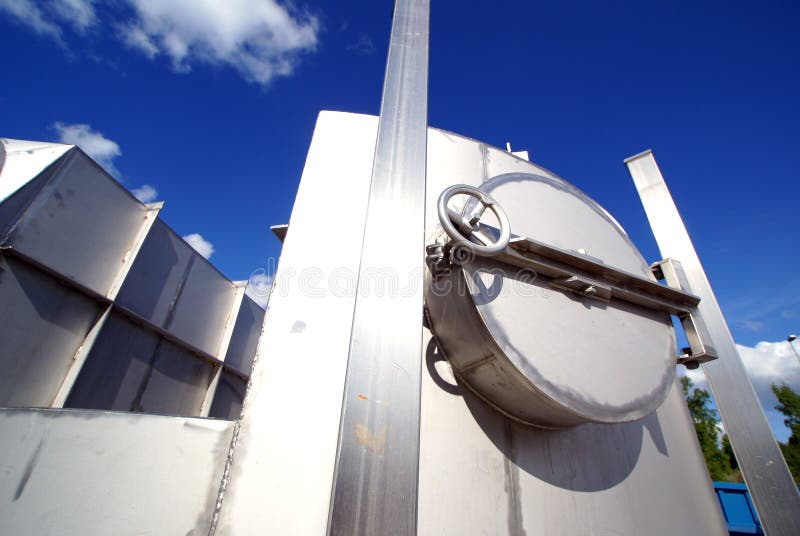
1, 0, 799, 438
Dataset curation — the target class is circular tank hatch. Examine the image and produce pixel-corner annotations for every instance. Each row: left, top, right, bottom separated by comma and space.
424, 172, 676, 429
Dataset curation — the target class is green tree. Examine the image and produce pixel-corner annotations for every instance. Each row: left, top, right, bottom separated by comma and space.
721, 434, 737, 471
720, 434, 742, 481
681, 376, 737, 481
771, 382, 800, 485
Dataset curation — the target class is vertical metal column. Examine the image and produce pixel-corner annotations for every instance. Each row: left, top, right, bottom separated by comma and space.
626, 150, 800, 536
328, 1, 430, 534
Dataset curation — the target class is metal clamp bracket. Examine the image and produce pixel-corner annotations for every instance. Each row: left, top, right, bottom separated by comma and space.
651, 258, 718, 369
430, 186, 718, 369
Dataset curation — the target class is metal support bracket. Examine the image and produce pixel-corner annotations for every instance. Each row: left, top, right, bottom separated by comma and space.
651, 258, 718, 369
626, 148, 800, 535
429, 213, 718, 369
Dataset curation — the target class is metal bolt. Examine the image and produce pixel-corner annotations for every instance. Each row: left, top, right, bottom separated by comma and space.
583, 285, 597, 297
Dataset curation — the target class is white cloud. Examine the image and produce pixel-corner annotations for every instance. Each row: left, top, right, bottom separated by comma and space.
122, 24, 158, 58
347, 34, 375, 56
120, 0, 318, 85
0, 0, 97, 40
682, 339, 800, 442
245, 269, 272, 308
52, 0, 97, 32
742, 319, 766, 332
54, 122, 122, 177
0, 0, 63, 41
3, 0, 318, 86
183, 233, 215, 259
131, 184, 157, 203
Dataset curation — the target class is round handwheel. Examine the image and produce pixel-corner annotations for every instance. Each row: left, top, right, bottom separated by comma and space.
437, 184, 511, 256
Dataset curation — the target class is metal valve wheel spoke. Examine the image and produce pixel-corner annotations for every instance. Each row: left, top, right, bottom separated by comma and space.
437, 184, 511, 256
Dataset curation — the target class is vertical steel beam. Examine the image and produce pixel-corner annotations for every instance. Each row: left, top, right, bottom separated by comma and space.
626, 150, 800, 536
328, 1, 430, 534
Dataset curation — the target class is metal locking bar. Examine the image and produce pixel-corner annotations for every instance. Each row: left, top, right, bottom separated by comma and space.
433, 185, 718, 369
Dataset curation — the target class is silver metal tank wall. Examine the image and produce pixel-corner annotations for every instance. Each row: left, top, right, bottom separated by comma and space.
418, 128, 728, 534
214, 111, 728, 535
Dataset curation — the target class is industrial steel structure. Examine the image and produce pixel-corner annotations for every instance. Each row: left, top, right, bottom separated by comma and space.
0, 138, 264, 534
2, 1, 799, 534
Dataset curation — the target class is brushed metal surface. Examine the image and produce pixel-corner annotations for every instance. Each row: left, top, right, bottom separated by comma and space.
115, 219, 197, 326
50, 306, 113, 408
426, 172, 675, 428
208, 370, 247, 420
52, 202, 164, 408
0, 138, 72, 204
626, 150, 800, 536
214, 116, 728, 535
116, 218, 238, 357
0, 408, 233, 536
0, 157, 63, 237
201, 281, 247, 417
0, 141, 260, 417
418, 132, 726, 535
169, 258, 238, 357
418, 342, 728, 535
214, 112, 380, 536
0, 255, 101, 407
65, 312, 215, 415
221, 294, 264, 376
328, 1, 429, 533
4, 150, 150, 296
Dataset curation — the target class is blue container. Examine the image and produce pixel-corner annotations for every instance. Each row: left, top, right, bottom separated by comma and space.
713, 482, 763, 535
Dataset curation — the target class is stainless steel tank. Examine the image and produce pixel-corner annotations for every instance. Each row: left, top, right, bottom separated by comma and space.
424, 172, 676, 429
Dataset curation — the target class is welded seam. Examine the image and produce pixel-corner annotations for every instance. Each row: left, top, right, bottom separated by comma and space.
207, 418, 241, 536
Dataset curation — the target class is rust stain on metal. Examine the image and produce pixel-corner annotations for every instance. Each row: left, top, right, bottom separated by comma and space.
357, 394, 368, 401
354, 423, 387, 456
